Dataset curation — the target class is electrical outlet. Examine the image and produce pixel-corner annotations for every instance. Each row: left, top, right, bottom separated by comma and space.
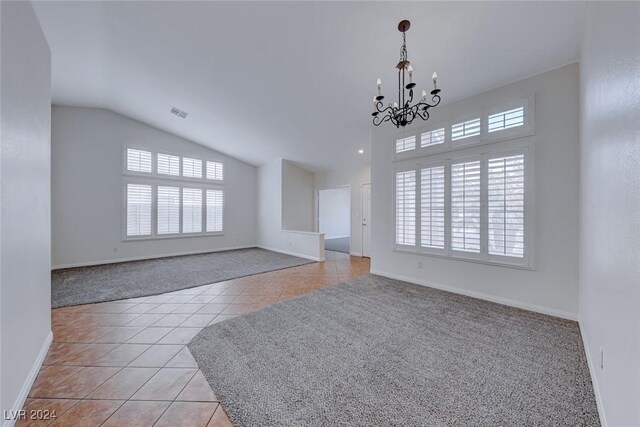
600, 347, 604, 370
417, 261, 423, 269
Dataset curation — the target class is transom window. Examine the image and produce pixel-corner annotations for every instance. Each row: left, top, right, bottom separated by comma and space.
488, 107, 524, 133
395, 136, 417, 153
127, 149, 152, 173
394, 97, 532, 156
451, 118, 481, 141
421, 128, 445, 147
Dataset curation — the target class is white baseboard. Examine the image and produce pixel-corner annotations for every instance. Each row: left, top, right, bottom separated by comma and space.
349, 252, 362, 257
370, 269, 577, 321
3, 331, 53, 427
579, 322, 608, 427
52, 245, 257, 269
257, 245, 324, 262
325, 235, 350, 240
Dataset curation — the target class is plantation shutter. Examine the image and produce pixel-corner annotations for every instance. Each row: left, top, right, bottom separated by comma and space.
395, 136, 416, 153
451, 160, 481, 252
206, 190, 224, 232
488, 154, 525, 257
182, 188, 202, 233
421, 128, 445, 148
420, 165, 445, 249
157, 186, 180, 235
395, 170, 416, 246
488, 107, 524, 133
206, 161, 224, 181
126, 184, 152, 236
451, 118, 481, 141
182, 157, 203, 178
127, 149, 152, 173
157, 153, 180, 176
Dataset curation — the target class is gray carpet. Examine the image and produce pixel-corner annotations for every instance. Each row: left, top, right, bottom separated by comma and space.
51, 248, 312, 308
189, 275, 599, 427
324, 237, 350, 254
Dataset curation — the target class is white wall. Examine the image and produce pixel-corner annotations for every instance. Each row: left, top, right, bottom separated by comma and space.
318, 187, 350, 239
281, 160, 314, 232
0, 1, 52, 423
314, 164, 371, 256
579, 3, 640, 426
370, 64, 580, 319
51, 106, 257, 268
257, 159, 324, 261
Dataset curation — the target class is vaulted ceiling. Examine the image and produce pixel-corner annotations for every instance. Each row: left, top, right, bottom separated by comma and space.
33, 1, 585, 171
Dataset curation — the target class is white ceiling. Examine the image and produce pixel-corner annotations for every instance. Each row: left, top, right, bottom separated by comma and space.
33, 1, 585, 172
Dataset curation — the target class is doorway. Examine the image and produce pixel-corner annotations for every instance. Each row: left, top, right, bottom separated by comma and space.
318, 186, 351, 254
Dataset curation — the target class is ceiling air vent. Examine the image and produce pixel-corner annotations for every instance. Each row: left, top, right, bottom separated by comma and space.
170, 106, 188, 118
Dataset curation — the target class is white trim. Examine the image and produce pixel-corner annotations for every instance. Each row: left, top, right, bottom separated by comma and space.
370, 269, 577, 321
325, 234, 350, 240
3, 331, 53, 427
349, 251, 362, 257
257, 245, 324, 262
579, 323, 608, 427
51, 245, 255, 270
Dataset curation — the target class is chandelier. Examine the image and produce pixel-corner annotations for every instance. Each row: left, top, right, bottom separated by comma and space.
372, 20, 442, 128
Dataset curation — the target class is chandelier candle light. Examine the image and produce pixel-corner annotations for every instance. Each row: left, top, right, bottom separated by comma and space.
372, 20, 442, 128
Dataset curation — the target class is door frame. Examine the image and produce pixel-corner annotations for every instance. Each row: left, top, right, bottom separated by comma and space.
361, 183, 372, 258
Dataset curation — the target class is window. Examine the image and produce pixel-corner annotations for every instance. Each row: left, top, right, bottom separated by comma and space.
451, 160, 481, 253
420, 165, 445, 249
157, 153, 180, 176
396, 136, 416, 153
488, 154, 525, 257
451, 118, 481, 141
124, 148, 225, 239
157, 186, 180, 235
395, 170, 416, 246
182, 157, 203, 178
206, 190, 224, 232
421, 128, 445, 148
206, 161, 224, 181
127, 149, 152, 173
488, 107, 524, 133
393, 148, 530, 267
126, 184, 152, 236
182, 188, 203, 233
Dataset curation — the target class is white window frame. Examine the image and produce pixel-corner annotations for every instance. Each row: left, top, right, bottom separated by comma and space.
393, 166, 418, 250
123, 146, 225, 184
122, 179, 225, 241
124, 148, 154, 176
417, 160, 447, 257
156, 152, 181, 177
392, 142, 534, 270
122, 146, 226, 241
205, 160, 225, 183
391, 95, 535, 160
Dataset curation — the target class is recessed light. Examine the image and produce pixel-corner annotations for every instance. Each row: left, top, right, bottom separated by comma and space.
358, 149, 364, 154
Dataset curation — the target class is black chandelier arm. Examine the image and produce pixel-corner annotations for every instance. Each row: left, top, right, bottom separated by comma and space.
372, 113, 392, 126
374, 100, 394, 114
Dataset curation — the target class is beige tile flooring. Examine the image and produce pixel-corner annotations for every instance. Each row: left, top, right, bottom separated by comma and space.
19, 251, 370, 426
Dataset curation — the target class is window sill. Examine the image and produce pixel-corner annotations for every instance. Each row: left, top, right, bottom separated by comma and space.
123, 232, 225, 242
392, 247, 534, 271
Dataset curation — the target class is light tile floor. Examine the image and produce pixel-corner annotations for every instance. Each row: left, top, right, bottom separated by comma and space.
18, 251, 370, 426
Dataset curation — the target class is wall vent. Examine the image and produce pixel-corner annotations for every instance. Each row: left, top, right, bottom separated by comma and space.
170, 106, 188, 118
